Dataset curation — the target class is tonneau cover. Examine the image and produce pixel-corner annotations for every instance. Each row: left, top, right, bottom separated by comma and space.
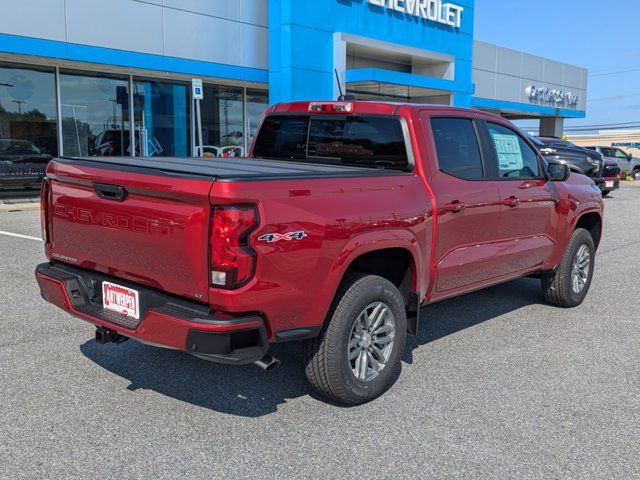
57, 156, 399, 180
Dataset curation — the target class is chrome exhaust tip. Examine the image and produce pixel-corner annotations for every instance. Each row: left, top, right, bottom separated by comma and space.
254, 354, 281, 372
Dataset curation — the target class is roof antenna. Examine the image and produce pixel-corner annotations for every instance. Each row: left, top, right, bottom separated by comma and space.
335, 69, 356, 101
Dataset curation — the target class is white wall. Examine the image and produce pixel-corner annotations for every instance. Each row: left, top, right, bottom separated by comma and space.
472, 40, 588, 112
0, 0, 269, 70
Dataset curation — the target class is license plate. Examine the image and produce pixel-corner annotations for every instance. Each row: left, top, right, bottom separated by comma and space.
102, 282, 140, 320
605, 181, 614, 188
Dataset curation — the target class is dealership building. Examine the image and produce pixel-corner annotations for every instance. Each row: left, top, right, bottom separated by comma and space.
0, 0, 588, 160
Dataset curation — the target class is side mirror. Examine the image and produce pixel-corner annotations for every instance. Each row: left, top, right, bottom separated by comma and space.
547, 162, 570, 181
628, 153, 633, 161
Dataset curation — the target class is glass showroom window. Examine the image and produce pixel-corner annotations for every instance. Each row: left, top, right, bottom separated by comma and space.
0, 64, 58, 156
134, 80, 190, 157
199, 85, 244, 157
246, 89, 269, 151
60, 72, 130, 156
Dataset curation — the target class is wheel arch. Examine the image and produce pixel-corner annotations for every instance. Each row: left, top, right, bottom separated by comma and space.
343, 247, 417, 302
575, 211, 603, 250
319, 232, 425, 335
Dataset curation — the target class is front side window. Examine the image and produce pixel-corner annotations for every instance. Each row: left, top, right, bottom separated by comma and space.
614, 149, 629, 159
430, 117, 483, 180
487, 123, 540, 178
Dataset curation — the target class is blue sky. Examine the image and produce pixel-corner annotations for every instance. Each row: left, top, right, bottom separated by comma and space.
474, 0, 640, 129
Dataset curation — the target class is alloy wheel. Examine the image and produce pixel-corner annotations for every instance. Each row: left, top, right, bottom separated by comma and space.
347, 302, 396, 382
571, 244, 591, 294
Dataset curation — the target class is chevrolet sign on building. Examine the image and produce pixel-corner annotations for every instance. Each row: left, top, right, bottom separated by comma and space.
368, 0, 464, 28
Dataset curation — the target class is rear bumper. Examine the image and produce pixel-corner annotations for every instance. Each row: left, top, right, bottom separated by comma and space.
602, 178, 620, 191
35, 263, 269, 364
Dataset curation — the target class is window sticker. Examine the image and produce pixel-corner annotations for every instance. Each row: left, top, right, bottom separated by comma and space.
491, 133, 523, 171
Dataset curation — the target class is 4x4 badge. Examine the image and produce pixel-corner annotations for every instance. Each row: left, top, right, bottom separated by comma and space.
258, 231, 308, 243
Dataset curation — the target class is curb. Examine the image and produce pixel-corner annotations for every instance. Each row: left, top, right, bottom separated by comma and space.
0, 201, 41, 213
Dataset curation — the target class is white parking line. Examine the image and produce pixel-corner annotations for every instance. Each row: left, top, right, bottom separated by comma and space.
0, 230, 43, 242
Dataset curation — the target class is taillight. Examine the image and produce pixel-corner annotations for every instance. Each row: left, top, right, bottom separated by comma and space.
209, 206, 258, 289
40, 177, 50, 243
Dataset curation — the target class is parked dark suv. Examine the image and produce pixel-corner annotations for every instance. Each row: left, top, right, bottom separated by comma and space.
0, 139, 52, 192
535, 137, 604, 177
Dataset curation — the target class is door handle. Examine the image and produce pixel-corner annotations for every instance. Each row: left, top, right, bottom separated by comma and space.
94, 183, 128, 202
502, 196, 520, 208
443, 200, 466, 213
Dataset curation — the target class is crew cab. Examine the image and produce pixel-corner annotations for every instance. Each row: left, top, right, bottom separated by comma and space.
36, 102, 604, 404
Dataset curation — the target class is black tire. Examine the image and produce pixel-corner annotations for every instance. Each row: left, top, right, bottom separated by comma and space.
304, 274, 407, 405
602, 190, 610, 197
541, 228, 595, 307
633, 169, 640, 181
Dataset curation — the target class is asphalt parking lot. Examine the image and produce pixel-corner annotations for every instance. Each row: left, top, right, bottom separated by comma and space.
1, 185, 639, 479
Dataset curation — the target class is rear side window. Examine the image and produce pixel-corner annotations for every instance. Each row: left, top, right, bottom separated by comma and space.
430, 118, 484, 180
487, 123, 540, 178
600, 147, 615, 157
254, 114, 409, 170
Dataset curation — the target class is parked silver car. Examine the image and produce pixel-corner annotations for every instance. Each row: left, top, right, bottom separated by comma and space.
586, 146, 640, 180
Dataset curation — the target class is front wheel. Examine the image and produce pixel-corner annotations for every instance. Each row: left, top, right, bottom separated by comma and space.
632, 169, 640, 181
304, 274, 407, 404
541, 228, 595, 307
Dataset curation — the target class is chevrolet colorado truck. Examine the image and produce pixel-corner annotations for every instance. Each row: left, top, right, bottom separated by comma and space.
36, 101, 604, 404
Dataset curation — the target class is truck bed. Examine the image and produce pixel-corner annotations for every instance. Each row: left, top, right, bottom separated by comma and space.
57, 156, 401, 180
45, 155, 408, 305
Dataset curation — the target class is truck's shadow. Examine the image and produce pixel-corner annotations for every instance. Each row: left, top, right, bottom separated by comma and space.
80, 277, 544, 417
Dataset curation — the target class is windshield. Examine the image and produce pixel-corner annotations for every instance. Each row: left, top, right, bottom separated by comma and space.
253, 114, 410, 170
537, 137, 578, 148
521, 131, 545, 147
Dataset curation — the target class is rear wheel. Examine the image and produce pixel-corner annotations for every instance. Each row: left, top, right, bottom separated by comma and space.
541, 228, 595, 307
602, 190, 610, 197
304, 274, 407, 404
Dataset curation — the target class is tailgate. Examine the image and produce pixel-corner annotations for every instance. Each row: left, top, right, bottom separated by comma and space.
46, 159, 214, 302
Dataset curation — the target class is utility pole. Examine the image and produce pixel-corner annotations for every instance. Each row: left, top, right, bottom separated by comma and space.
11, 99, 26, 114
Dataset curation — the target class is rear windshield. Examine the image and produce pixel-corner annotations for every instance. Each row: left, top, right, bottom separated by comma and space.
253, 114, 409, 170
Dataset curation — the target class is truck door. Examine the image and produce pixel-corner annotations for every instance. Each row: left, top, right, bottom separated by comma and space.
423, 115, 503, 293
613, 148, 632, 173
482, 121, 557, 274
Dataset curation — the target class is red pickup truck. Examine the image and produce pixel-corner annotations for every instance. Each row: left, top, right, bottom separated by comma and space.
36, 101, 603, 404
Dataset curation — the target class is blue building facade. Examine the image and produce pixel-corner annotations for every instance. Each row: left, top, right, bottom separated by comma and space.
268, 0, 475, 106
